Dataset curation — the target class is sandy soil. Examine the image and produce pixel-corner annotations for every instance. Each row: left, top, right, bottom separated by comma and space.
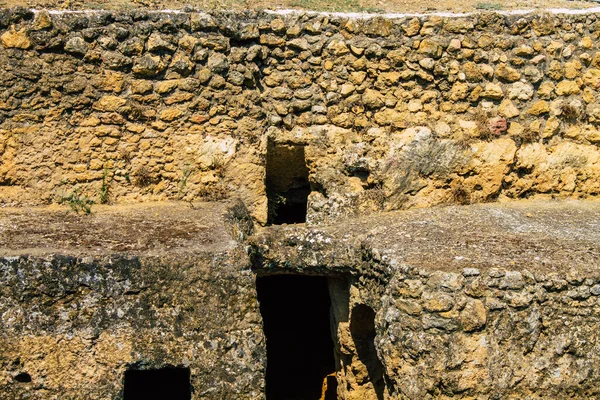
0, 0, 599, 14
0, 201, 236, 256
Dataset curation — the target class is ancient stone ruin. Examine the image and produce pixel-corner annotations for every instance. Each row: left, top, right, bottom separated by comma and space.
1, 6, 600, 399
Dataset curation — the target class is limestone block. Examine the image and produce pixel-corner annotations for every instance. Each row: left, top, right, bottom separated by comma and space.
482, 83, 504, 100
422, 292, 455, 312
495, 63, 521, 82
528, 100, 550, 116
556, 80, 581, 96
158, 108, 184, 121
402, 18, 421, 36
207, 53, 229, 73
459, 299, 487, 332
260, 34, 285, 47
508, 82, 534, 101
147, 32, 175, 53
418, 39, 443, 59
132, 55, 165, 77
32, 10, 53, 30
463, 61, 483, 82
1, 26, 30, 49
327, 39, 349, 56
93, 96, 126, 112
362, 89, 384, 109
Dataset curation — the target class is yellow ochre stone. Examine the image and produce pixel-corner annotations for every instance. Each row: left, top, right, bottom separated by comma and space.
528, 100, 550, 115
1, 26, 30, 49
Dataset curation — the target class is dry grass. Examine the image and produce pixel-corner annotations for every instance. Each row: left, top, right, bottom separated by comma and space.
1, 0, 597, 13
225, 198, 254, 240
472, 107, 495, 141
198, 182, 229, 201
133, 166, 154, 187
474, 2, 503, 10
515, 127, 538, 144
361, 185, 385, 210
450, 183, 471, 205
559, 102, 585, 123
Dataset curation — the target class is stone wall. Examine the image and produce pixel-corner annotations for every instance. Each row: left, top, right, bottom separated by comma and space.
380, 265, 600, 399
0, 203, 265, 400
2, 9, 600, 397
322, 263, 600, 399
252, 201, 600, 398
0, 253, 264, 400
3, 8, 600, 223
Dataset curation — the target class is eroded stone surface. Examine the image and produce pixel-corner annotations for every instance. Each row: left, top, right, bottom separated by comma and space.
2, 8, 600, 399
252, 200, 600, 398
2, 11, 600, 225
0, 201, 263, 399
2, 200, 600, 398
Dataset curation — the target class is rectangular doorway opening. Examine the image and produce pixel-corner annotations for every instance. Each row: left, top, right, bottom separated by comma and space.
123, 367, 191, 400
266, 142, 310, 225
256, 275, 337, 399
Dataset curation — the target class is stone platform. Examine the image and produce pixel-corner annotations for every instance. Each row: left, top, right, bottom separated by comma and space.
1, 199, 600, 398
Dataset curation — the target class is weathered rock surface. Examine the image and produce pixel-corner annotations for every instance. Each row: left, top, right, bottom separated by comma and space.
2, 199, 600, 398
0, 202, 263, 399
252, 199, 600, 399
1, 10, 600, 225
2, 7, 600, 399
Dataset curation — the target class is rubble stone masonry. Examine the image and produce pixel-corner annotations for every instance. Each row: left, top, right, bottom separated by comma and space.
2, 8, 600, 223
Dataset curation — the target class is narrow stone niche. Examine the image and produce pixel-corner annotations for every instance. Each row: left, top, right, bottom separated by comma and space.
256, 275, 337, 399
350, 305, 386, 399
123, 367, 191, 400
266, 142, 310, 225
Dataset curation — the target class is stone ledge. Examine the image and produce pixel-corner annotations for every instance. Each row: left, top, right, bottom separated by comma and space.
0, 201, 237, 257
4, 199, 599, 275
255, 199, 600, 275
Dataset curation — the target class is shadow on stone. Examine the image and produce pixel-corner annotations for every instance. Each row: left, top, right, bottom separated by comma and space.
256, 275, 336, 399
266, 142, 310, 225
123, 367, 191, 400
350, 304, 385, 400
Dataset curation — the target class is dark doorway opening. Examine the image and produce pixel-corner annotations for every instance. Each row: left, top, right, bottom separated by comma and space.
350, 304, 385, 400
123, 367, 191, 400
266, 142, 310, 225
256, 275, 337, 399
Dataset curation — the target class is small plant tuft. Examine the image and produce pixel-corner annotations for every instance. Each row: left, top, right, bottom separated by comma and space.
179, 164, 194, 195
475, 2, 503, 10
133, 166, 153, 187
267, 192, 287, 223
516, 127, 538, 145
209, 154, 226, 178
127, 102, 149, 121
99, 169, 111, 204
451, 183, 471, 205
225, 198, 254, 241
198, 182, 229, 201
361, 183, 385, 211
59, 188, 94, 214
454, 132, 473, 149
119, 148, 132, 163
473, 108, 494, 141
560, 102, 584, 123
